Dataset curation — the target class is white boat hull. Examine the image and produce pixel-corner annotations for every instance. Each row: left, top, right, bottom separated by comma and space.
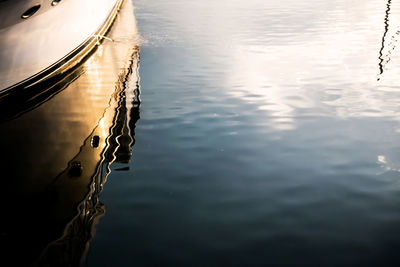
0, 0, 123, 94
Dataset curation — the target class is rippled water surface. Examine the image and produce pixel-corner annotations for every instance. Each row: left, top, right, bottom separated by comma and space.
2, 0, 400, 266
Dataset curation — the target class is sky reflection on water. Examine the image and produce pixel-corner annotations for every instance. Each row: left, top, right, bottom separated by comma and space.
85, 0, 400, 266
2, 0, 400, 266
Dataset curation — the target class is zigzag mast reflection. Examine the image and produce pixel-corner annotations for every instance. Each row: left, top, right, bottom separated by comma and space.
377, 0, 400, 80
35, 49, 141, 267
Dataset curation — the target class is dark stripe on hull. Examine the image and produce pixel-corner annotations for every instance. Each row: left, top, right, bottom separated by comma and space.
0, 0, 124, 98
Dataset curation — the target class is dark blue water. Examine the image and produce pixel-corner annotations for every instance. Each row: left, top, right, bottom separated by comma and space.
87, 0, 400, 265
2, 0, 400, 266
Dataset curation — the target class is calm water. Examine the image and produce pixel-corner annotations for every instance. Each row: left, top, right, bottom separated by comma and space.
2, 0, 400, 266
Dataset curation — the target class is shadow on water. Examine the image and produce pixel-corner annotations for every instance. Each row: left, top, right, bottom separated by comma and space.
0, 1, 141, 266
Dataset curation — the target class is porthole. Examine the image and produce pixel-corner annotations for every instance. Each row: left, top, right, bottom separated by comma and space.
51, 0, 61, 6
21, 5, 41, 19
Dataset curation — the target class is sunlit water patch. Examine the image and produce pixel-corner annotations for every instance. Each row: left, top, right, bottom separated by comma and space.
88, 0, 400, 266
1, 0, 400, 266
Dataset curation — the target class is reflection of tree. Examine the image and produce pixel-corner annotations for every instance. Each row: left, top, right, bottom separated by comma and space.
35, 50, 141, 267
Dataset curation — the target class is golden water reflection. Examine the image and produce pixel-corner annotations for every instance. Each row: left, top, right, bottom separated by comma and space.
0, 1, 141, 266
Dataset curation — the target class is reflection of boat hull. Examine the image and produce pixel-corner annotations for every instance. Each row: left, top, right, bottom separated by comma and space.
0, 0, 140, 265
0, 0, 124, 96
